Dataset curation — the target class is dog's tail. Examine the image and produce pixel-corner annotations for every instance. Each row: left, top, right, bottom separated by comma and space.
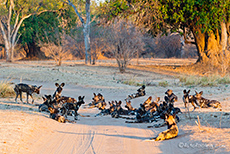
78, 114, 90, 117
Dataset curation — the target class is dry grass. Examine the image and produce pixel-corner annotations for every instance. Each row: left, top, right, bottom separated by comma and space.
183, 123, 230, 152
0, 79, 15, 98
179, 74, 230, 86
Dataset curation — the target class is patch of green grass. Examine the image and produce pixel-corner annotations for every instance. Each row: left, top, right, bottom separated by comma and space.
158, 80, 169, 87
0, 79, 15, 98
122, 79, 143, 86
179, 74, 230, 86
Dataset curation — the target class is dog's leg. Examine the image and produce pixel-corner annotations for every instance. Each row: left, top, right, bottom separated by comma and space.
26, 93, 29, 104
30, 94, 34, 104
74, 110, 78, 120
19, 91, 23, 103
15, 92, 19, 103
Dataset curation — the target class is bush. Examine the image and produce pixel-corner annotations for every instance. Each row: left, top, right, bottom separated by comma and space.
179, 75, 230, 86
0, 80, 15, 98
158, 80, 169, 87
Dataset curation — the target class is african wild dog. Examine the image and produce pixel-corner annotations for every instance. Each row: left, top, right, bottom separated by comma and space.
125, 85, 146, 101
194, 91, 222, 110
149, 113, 179, 141
56, 96, 77, 108
183, 89, 199, 111
48, 107, 66, 123
61, 96, 86, 120
125, 100, 136, 112
48, 107, 75, 123
94, 101, 116, 117
84, 93, 105, 109
53, 83, 65, 100
164, 89, 178, 105
14, 83, 42, 104
39, 95, 57, 112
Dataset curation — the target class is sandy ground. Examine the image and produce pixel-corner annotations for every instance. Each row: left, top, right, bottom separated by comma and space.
0, 59, 230, 154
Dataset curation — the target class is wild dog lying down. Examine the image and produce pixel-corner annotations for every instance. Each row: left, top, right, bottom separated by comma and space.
39, 95, 57, 112
94, 101, 115, 117
147, 113, 179, 141
110, 100, 130, 118
56, 96, 77, 108
194, 91, 222, 110
61, 96, 87, 120
48, 107, 75, 123
183, 89, 199, 111
125, 85, 146, 101
124, 97, 160, 123
84, 93, 105, 108
14, 83, 42, 104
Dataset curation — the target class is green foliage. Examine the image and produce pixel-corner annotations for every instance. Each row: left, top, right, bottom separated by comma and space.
179, 75, 230, 87
97, 0, 230, 36
159, 0, 230, 33
19, 7, 77, 46
158, 80, 169, 87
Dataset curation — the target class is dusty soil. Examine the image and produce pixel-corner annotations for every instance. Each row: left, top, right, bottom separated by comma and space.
0, 59, 230, 154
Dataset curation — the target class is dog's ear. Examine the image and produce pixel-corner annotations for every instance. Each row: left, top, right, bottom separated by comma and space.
38, 85, 42, 89
93, 93, 96, 97
60, 83, 65, 87
195, 91, 198, 95
188, 90, 190, 93
82, 96, 85, 99
156, 97, 160, 102
148, 96, 152, 100
42, 96, 46, 101
183, 89, 186, 94
199, 91, 203, 95
118, 101, 122, 105
55, 83, 59, 87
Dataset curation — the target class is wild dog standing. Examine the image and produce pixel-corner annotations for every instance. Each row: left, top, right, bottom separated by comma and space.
195, 91, 222, 110
53, 83, 65, 100
164, 89, 178, 105
14, 83, 42, 104
183, 89, 199, 111
148, 113, 179, 141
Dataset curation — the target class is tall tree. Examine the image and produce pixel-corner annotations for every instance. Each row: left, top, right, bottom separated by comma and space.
158, 0, 230, 65
19, 8, 77, 59
0, 0, 62, 62
97, 0, 230, 66
64, 0, 91, 64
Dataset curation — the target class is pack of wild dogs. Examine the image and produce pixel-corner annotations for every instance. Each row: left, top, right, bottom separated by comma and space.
13, 83, 222, 141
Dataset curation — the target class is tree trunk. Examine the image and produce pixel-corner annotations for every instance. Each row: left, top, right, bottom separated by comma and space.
84, 0, 91, 64
24, 40, 46, 59
191, 25, 226, 66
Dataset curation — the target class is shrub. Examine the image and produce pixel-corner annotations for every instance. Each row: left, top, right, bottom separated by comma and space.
0, 80, 15, 98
